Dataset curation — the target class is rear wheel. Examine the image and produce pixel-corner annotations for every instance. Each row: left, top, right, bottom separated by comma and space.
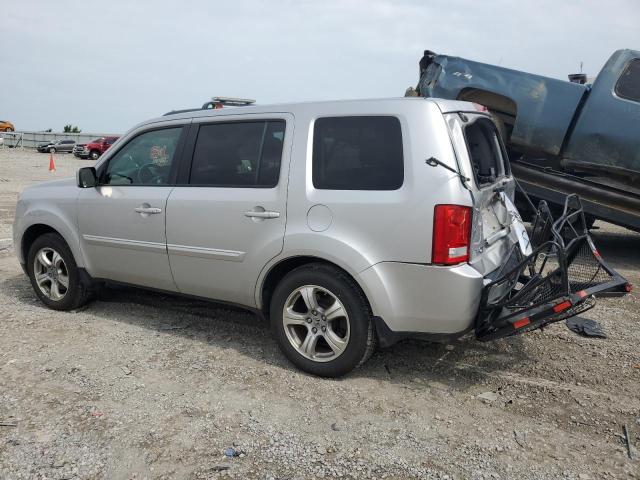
270, 263, 376, 377
27, 233, 94, 311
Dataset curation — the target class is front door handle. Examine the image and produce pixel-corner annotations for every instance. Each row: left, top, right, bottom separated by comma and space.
134, 206, 162, 215
244, 210, 280, 219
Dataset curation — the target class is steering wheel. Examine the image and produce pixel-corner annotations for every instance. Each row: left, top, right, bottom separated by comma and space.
137, 163, 165, 184
122, 153, 140, 168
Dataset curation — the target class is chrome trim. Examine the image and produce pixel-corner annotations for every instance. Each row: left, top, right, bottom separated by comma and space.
167, 244, 246, 262
134, 207, 162, 214
244, 210, 280, 219
82, 235, 167, 252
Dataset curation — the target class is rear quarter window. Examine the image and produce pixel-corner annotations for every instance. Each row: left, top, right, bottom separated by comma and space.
464, 116, 507, 186
615, 58, 640, 103
312, 116, 403, 190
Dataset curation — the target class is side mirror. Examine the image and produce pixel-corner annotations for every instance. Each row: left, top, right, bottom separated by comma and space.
77, 167, 97, 188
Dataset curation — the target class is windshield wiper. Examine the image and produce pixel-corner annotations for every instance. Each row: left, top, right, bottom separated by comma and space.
425, 157, 470, 182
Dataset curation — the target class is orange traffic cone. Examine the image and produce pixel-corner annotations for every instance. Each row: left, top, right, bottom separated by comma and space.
49, 153, 56, 172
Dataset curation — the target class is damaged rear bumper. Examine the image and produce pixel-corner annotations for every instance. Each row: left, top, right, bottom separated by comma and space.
475, 195, 631, 341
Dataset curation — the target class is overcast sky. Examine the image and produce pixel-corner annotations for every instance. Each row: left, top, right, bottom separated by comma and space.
2, 0, 638, 133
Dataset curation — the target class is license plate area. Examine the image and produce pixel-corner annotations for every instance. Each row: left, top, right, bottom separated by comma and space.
476, 195, 630, 341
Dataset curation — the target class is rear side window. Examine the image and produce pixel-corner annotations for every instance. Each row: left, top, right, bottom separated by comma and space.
313, 116, 403, 190
189, 120, 285, 187
464, 117, 507, 186
615, 58, 640, 103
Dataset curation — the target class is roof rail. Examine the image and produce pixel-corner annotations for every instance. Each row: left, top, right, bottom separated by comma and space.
163, 97, 256, 116
206, 97, 256, 108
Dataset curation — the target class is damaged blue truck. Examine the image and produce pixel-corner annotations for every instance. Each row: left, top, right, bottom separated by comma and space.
410, 49, 640, 231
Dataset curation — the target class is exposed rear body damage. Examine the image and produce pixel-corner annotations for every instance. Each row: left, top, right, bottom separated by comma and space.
476, 195, 630, 341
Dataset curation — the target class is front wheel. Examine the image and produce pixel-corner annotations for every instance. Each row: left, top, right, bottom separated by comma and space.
270, 263, 377, 377
49, 147, 56, 153
27, 233, 94, 311
89, 150, 100, 160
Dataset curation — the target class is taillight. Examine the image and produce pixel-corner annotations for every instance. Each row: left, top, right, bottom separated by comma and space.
432, 205, 472, 265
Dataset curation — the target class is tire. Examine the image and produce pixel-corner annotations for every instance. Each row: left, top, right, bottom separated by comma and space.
49, 147, 56, 153
27, 232, 94, 311
89, 150, 100, 160
270, 263, 377, 377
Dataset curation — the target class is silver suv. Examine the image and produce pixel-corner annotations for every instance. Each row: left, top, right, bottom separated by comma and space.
14, 98, 626, 377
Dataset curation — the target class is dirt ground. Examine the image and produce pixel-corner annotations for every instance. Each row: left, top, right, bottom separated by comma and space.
0, 149, 638, 480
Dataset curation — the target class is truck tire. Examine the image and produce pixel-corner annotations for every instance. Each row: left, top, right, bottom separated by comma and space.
89, 150, 100, 160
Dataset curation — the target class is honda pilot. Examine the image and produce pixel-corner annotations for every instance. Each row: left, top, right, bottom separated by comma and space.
13, 98, 629, 377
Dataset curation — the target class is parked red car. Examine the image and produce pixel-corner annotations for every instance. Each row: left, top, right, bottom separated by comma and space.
74, 136, 119, 160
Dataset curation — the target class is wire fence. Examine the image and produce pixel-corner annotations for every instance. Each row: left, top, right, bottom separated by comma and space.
0, 130, 121, 149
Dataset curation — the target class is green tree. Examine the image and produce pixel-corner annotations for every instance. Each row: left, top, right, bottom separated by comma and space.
63, 124, 82, 133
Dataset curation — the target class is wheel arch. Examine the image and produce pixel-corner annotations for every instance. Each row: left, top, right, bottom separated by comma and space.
21, 224, 62, 263
258, 255, 373, 316
457, 88, 518, 138
17, 216, 84, 269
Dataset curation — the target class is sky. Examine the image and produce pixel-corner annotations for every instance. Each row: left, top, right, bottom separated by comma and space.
1, 0, 638, 133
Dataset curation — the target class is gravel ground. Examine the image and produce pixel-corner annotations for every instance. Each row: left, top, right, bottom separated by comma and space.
0, 149, 639, 480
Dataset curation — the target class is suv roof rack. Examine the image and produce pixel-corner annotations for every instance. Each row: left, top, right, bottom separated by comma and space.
164, 97, 256, 116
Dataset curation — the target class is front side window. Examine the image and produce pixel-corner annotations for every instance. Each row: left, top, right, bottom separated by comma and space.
103, 127, 182, 185
189, 120, 285, 187
312, 116, 404, 190
615, 58, 640, 103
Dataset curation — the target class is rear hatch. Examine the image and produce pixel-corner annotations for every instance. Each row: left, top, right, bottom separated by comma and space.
444, 109, 630, 340
444, 111, 529, 275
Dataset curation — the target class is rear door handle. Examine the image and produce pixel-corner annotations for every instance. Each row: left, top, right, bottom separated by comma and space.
134, 206, 162, 214
244, 210, 280, 219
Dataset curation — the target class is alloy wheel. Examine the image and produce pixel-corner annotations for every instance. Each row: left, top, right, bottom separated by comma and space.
282, 285, 350, 362
33, 247, 69, 301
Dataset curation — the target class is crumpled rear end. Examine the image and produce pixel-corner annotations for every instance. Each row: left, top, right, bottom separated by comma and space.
476, 195, 630, 341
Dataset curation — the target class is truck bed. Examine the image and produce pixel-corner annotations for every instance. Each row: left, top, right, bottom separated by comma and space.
511, 160, 640, 232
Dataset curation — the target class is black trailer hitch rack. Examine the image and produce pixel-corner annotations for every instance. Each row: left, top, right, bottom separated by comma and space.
476, 194, 631, 341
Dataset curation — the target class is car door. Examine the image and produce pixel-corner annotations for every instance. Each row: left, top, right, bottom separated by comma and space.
564, 52, 640, 174
77, 124, 188, 291
165, 115, 292, 306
